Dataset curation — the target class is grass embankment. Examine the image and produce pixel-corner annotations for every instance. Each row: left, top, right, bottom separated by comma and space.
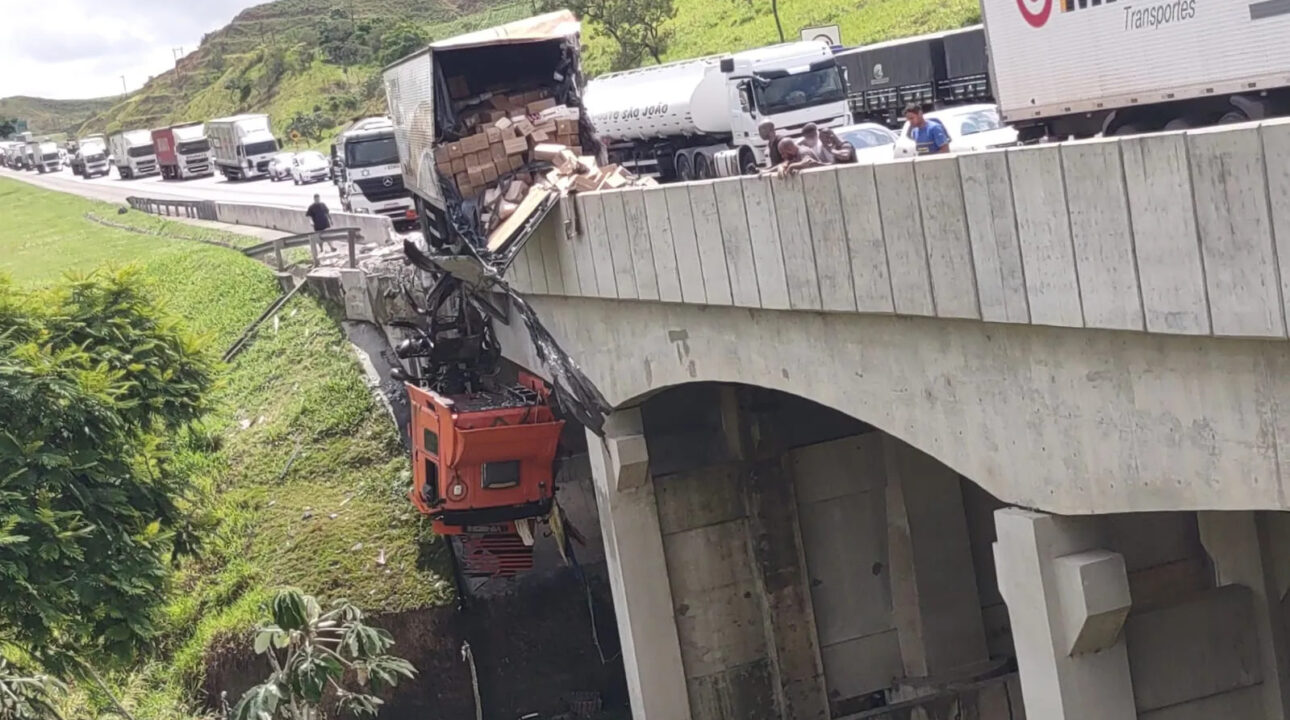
0, 177, 452, 718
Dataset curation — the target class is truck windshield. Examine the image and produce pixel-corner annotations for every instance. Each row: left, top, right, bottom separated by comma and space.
754, 66, 846, 116
245, 140, 278, 156
42, 153, 59, 161
127, 144, 155, 158
178, 140, 210, 154
345, 136, 399, 168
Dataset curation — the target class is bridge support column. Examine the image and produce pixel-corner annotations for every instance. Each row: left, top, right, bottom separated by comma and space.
587, 407, 692, 720
993, 508, 1137, 720
1199, 511, 1290, 720
883, 437, 991, 688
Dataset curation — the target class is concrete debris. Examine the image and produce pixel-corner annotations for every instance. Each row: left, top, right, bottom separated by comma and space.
301, 511, 314, 520
376, 549, 387, 566
328, 513, 339, 520
351, 542, 364, 552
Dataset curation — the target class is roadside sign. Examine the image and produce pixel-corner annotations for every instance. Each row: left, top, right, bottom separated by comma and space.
800, 24, 842, 46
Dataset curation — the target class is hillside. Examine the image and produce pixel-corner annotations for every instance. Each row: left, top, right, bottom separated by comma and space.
73, 0, 978, 146
0, 95, 117, 137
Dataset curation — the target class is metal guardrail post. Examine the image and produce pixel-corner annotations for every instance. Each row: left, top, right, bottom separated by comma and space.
348, 230, 358, 269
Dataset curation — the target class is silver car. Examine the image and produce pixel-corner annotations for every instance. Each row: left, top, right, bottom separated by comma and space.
267, 152, 297, 182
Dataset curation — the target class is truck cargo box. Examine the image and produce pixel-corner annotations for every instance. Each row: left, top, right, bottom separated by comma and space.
981, 0, 1290, 124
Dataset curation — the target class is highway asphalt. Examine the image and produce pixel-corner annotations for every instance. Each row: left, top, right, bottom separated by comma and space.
0, 164, 341, 209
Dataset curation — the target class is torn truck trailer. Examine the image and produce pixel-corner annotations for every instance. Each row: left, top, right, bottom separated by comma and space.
383, 10, 600, 255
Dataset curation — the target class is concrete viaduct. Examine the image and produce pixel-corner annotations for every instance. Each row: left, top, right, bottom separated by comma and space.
486, 119, 1290, 720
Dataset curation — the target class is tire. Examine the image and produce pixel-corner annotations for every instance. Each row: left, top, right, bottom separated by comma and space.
1110, 123, 1148, 137
674, 152, 693, 182
293, 177, 300, 186
1219, 109, 1250, 125
694, 152, 713, 180
739, 147, 759, 176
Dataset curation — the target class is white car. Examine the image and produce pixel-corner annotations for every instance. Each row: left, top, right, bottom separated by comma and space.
828, 123, 900, 165
268, 152, 297, 182
291, 151, 331, 185
894, 104, 1019, 158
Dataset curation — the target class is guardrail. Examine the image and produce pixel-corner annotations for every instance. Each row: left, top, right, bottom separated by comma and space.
242, 228, 364, 269
126, 196, 218, 221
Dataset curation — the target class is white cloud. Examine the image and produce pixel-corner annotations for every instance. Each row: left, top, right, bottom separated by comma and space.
0, 0, 266, 99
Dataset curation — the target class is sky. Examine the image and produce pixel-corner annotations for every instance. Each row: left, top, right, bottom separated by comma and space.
0, 0, 266, 99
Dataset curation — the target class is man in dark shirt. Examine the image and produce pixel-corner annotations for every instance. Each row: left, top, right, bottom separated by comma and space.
305, 194, 335, 251
758, 120, 786, 167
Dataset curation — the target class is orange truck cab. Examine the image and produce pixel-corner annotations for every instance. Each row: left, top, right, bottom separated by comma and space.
407, 377, 564, 537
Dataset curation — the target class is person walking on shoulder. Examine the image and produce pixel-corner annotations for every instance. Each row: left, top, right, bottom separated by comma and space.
305, 194, 336, 251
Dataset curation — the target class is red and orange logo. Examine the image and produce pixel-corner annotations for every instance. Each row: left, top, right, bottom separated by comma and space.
1017, 0, 1054, 26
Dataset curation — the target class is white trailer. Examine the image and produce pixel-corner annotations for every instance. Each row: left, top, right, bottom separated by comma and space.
982, 0, 1290, 137
208, 114, 278, 181
108, 130, 158, 179
72, 135, 110, 178
583, 41, 850, 180
27, 141, 61, 173
333, 117, 415, 228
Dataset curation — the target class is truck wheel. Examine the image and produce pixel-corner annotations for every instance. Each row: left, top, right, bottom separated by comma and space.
694, 153, 713, 180
739, 147, 758, 175
675, 153, 693, 182
1219, 110, 1250, 125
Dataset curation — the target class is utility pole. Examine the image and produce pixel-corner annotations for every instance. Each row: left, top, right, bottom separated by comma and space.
120, 75, 128, 95
173, 47, 184, 80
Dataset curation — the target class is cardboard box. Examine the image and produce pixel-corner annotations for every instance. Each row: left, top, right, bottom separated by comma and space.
468, 167, 486, 186
491, 144, 508, 165
451, 158, 467, 175
527, 97, 557, 114
461, 133, 489, 154
489, 94, 511, 110
556, 119, 579, 135
434, 145, 452, 165
508, 154, 525, 171
447, 76, 471, 98
527, 129, 552, 147
513, 118, 535, 135
482, 162, 499, 183
502, 135, 529, 155
494, 116, 514, 132
485, 127, 503, 144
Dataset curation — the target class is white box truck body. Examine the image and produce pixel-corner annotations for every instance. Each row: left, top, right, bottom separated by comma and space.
584, 41, 850, 179
208, 114, 278, 181
981, 0, 1290, 136
27, 141, 61, 173
108, 129, 158, 179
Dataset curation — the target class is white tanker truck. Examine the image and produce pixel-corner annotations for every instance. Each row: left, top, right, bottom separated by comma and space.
583, 41, 850, 181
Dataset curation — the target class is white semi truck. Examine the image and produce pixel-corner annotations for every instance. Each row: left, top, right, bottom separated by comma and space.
71, 135, 110, 178
26, 140, 61, 173
333, 117, 416, 229
108, 130, 158, 179
982, 0, 1290, 138
208, 114, 279, 181
583, 41, 850, 180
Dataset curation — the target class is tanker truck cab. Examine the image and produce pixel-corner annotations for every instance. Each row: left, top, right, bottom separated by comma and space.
335, 117, 416, 229
585, 41, 849, 181
108, 130, 158, 179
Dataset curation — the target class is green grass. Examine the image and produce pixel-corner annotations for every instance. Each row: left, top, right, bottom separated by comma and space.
0, 177, 452, 719
0, 95, 117, 136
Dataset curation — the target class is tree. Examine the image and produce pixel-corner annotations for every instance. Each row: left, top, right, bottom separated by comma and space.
378, 21, 430, 66
286, 109, 336, 143
0, 271, 211, 670
0, 659, 65, 720
233, 589, 416, 720
0, 120, 15, 140
543, 0, 676, 67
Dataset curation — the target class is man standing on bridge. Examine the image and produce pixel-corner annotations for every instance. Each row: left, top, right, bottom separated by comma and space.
305, 194, 335, 251
905, 103, 951, 155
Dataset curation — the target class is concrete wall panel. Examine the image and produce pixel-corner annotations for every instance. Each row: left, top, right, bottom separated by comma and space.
1120, 132, 1210, 335
801, 167, 858, 313
712, 177, 762, 308
508, 241, 534, 293
915, 155, 980, 320
1008, 145, 1084, 328
1188, 126, 1285, 338
960, 150, 1030, 324
655, 468, 743, 535
874, 161, 935, 316
571, 195, 600, 297
664, 185, 707, 304
1060, 139, 1145, 331
643, 186, 684, 302
835, 163, 895, 314
771, 175, 824, 311
741, 177, 791, 310
582, 193, 619, 299
689, 182, 734, 306
601, 190, 639, 300
620, 188, 659, 301
1262, 120, 1290, 334
819, 631, 902, 702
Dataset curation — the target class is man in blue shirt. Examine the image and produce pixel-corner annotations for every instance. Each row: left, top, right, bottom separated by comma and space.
905, 103, 951, 155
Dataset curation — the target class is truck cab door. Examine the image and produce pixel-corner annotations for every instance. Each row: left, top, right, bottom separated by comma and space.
729, 79, 758, 143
